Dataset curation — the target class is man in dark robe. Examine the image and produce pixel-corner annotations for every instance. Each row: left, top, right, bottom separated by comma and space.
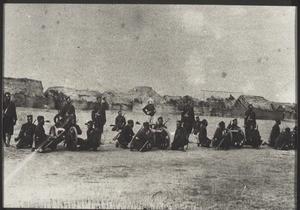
181, 100, 195, 140
116, 120, 135, 149
152, 117, 170, 149
130, 122, 154, 152
198, 119, 211, 147
275, 127, 292, 150
92, 96, 109, 134
227, 119, 244, 148
3, 92, 17, 147
64, 115, 82, 150
193, 116, 201, 135
142, 100, 156, 124
244, 104, 256, 140
15, 115, 36, 149
171, 121, 189, 151
267, 120, 281, 148
78, 121, 100, 151
32, 116, 48, 152
112, 111, 126, 131
245, 125, 262, 148
54, 97, 76, 128
212, 121, 230, 150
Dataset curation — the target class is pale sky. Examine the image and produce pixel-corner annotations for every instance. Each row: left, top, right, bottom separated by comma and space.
4, 4, 296, 103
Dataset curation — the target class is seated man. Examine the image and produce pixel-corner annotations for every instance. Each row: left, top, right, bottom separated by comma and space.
275, 127, 292, 150
78, 121, 100, 151
227, 119, 244, 148
267, 120, 281, 148
245, 125, 262, 148
64, 115, 82, 150
171, 121, 189, 151
212, 121, 230, 150
198, 119, 211, 147
15, 115, 36, 149
130, 122, 154, 152
152, 117, 171, 149
193, 116, 201, 135
54, 97, 76, 128
112, 111, 126, 131
32, 116, 49, 152
116, 120, 135, 149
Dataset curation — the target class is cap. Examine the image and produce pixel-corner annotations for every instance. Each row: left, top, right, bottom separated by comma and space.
85, 120, 93, 125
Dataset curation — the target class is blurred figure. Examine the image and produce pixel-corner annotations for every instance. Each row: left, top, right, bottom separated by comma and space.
92, 96, 109, 134
78, 121, 100, 151
15, 115, 36, 149
275, 127, 292, 150
181, 100, 195, 140
64, 115, 82, 150
193, 116, 201, 135
198, 119, 211, 147
245, 125, 262, 148
3, 92, 17, 147
32, 116, 48, 152
244, 104, 256, 140
142, 100, 156, 124
171, 121, 189, 151
112, 111, 126, 131
54, 97, 76, 127
116, 120, 135, 149
130, 122, 154, 152
227, 119, 244, 148
212, 121, 230, 150
291, 125, 297, 149
267, 120, 281, 148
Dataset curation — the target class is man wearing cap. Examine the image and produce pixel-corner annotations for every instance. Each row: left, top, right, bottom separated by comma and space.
54, 97, 76, 127
244, 104, 257, 140
171, 121, 189, 151
3, 92, 17, 147
275, 127, 292, 150
227, 119, 244, 148
266, 120, 281, 147
92, 96, 109, 134
181, 100, 195, 140
112, 111, 126, 131
78, 121, 100, 151
116, 119, 135, 149
142, 100, 156, 124
15, 115, 36, 149
32, 116, 48, 151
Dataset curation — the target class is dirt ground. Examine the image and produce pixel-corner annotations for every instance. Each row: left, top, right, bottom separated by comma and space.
3, 107, 296, 209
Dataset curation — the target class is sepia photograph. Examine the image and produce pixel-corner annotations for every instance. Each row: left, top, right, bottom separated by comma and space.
2, 4, 297, 209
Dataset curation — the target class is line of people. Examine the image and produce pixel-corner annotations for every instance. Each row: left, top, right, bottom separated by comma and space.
3, 92, 297, 152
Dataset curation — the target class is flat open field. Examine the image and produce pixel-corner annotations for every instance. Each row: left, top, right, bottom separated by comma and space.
3, 107, 296, 209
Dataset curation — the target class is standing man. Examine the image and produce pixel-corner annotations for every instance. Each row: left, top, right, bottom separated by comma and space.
142, 100, 156, 124
3, 92, 17, 147
92, 96, 109, 139
181, 100, 195, 140
112, 111, 126, 131
244, 104, 256, 140
267, 120, 281, 147
54, 97, 76, 127
15, 115, 36, 149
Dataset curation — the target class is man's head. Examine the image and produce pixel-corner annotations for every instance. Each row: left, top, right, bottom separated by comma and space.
143, 122, 150, 130
250, 125, 255, 130
157, 117, 163, 125
219, 121, 225, 128
97, 96, 102, 103
128, 120, 134, 128
285, 127, 291, 133
85, 120, 93, 129
118, 110, 122, 116
176, 120, 182, 128
276, 120, 281, 125
4, 92, 11, 101
37, 116, 45, 125
248, 104, 253, 110
195, 116, 200, 121
187, 100, 192, 106
27, 115, 33, 123
232, 118, 238, 125
66, 97, 71, 104
202, 119, 208, 126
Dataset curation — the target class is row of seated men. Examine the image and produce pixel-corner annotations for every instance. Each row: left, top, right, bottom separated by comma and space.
14, 111, 297, 152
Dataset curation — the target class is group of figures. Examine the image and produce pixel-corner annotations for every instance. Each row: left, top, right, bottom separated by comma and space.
2, 92, 297, 153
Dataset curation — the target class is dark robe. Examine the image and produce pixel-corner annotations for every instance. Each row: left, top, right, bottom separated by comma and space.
152, 123, 170, 149
78, 128, 100, 151
244, 108, 256, 139
142, 104, 156, 116
3, 100, 17, 136
198, 124, 211, 147
269, 124, 280, 147
112, 115, 126, 131
246, 129, 262, 147
92, 101, 109, 131
117, 125, 135, 148
15, 122, 36, 149
227, 124, 244, 148
131, 128, 154, 152
275, 131, 292, 150
181, 105, 195, 134
212, 127, 230, 149
193, 120, 202, 135
171, 127, 189, 150
54, 103, 76, 127
33, 124, 48, 149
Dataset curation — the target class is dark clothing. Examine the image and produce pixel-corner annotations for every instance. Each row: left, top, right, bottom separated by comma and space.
117, 125, 135, 148
244, 108, 256, 140
171, 127, 188, 150
269, 124, 280, 147
245, 129, 262, 147
3, 100, 17, 136
227, 124, 244, 148
275, 132, 292, 150
152, 124, 170, 149
181, 104, 195, 134
198, 125, 211, 147
112, 115, 126, 131
212, 127, 230, 149
142, 104, 156, 116
54, 103, 76, 127
193, 120, 201, 135
33, 124, 48, 149
64, 123, 82, 135
92, 102, 109, 132
78, 128, 100, 151
15, 122, 36, 149
131, 128, 154, 152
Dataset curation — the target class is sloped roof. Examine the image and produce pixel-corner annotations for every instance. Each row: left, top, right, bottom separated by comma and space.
234, 95, 273, 111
